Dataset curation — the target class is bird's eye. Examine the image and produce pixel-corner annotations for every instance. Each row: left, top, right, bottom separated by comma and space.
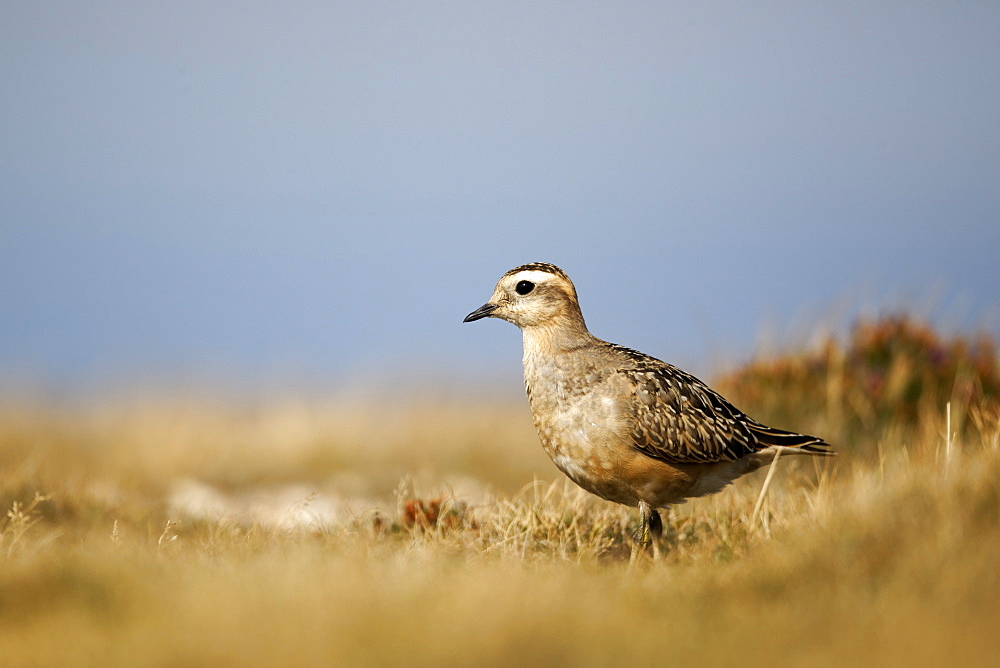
515, 280, 535, 295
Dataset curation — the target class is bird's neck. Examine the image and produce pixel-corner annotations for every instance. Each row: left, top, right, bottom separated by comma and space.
520, 317, 604, 404
520, 314, 596, 357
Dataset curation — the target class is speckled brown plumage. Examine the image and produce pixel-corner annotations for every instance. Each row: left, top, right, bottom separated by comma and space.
464, 262, 832, 547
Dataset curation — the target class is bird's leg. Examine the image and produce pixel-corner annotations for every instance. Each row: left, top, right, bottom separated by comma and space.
648, 507, 663, 539
637, 501, 653, 548
648, 506, 663, 560
630, 501, 661, 565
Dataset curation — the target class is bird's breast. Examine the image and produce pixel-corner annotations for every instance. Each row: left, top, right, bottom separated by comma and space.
522, 350, 638, 499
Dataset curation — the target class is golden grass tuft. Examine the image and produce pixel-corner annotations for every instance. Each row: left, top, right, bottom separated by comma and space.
1, 315, 998, 664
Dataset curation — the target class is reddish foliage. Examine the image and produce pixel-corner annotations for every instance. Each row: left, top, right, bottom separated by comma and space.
715, 315, 1000, 444
402, 497, 443, 529
401, 496, 473, 531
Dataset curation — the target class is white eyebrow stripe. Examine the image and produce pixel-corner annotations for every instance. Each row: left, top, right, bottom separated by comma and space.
509, 270, 559, 284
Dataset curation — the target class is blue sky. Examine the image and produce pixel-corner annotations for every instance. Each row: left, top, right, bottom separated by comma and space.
2, 1, 998, 396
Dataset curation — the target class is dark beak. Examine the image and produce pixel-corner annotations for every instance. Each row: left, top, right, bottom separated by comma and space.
463, 303, 499, 322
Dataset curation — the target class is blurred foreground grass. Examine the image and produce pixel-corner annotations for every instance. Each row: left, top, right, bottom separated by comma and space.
1, 316, 998, 665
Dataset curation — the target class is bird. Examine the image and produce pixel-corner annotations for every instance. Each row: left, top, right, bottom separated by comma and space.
464, 262, 831, 555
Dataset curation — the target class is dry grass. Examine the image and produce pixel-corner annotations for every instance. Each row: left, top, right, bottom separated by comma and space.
1, 316, 999, 665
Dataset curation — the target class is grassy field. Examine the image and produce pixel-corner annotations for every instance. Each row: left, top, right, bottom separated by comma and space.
1, 316, 998, 665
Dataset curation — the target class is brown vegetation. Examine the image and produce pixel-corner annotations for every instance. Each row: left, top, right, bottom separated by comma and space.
1, 315, 998, 664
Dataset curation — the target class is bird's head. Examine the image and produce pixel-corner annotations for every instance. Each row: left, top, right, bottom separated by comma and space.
463, 262, 586, 330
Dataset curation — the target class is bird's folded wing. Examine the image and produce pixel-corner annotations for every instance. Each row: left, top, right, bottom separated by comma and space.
619, 359, 763, 465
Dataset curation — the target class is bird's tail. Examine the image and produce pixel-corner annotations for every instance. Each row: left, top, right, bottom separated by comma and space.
747, 421, 834, 456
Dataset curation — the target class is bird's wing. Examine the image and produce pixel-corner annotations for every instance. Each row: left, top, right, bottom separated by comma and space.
609, 344, 810, 465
